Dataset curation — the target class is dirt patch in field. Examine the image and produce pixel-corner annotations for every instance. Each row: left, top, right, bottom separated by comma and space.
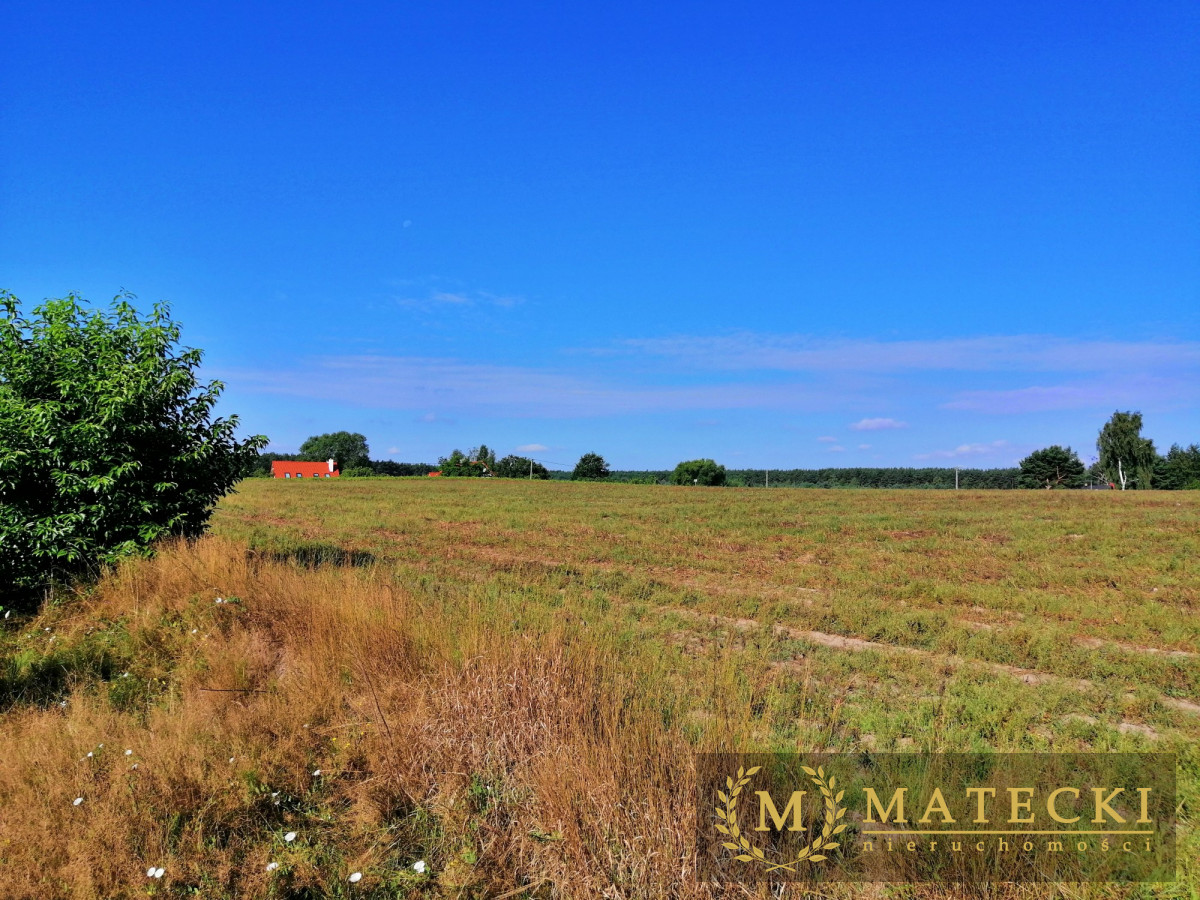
1075, 636, 1197, 659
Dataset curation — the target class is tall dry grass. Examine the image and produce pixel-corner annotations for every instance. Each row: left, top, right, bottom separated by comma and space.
0, 538, 731, 898
0, 535, 1166, 899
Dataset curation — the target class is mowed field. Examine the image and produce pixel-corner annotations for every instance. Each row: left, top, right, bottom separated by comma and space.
2, 478, 1197, 899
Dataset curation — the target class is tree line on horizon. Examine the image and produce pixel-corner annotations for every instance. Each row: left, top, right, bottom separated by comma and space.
254, 411, 1199, 491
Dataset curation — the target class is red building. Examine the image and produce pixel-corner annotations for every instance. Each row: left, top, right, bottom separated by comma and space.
272, 459, 340, 479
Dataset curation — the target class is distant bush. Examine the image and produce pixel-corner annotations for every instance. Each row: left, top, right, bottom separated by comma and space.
341, 466, 375, 478
369, 460, 437, 477
572, 453, 610, 481
493, 455, 550, 479
671, 459, 726, 486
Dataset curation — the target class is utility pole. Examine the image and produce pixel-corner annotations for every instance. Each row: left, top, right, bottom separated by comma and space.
955, 467, 959, 490
765, 470, 769, 488
529, 458, 534, 480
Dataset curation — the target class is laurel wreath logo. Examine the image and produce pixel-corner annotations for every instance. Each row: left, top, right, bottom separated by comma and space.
715, 764, 847, 873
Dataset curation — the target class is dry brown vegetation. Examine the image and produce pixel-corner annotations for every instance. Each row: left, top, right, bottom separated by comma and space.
0, 479, 1196, 898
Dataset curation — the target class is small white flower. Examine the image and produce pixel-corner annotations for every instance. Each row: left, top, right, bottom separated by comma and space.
284, 831, 297, 842
73, 797, 83, 806
191, 629, 198, 634
413, 860, 426, 874
229, 757, 235, 764
271, 791, 279, 797
44, 627, 50, 632
146, 867, 156, 877
86, 752, 93, 758
215, 597, 223, 604
266, 862, 279, 872
312, 769, 321, 776
153, 867, 165, 879
349, 871, 362, 883
4, 610, 10, 619
130, 764, 139, 770
60, 700, 67, 708
98, 744, 104, 748
125, 749, 133, 756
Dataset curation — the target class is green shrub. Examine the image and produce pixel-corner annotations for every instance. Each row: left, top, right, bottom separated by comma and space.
0, 292, 265, 610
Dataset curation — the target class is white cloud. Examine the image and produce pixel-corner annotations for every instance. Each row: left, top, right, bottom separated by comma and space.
817, 435, 838, 443
915, 440, 1012, 461
858, 444, 871, 450
387, 446, 399, 455
516, 443, 548, 452
849, 417, 907, 431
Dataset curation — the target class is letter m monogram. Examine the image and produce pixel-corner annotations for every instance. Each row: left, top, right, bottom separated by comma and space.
755, 790, 807, 832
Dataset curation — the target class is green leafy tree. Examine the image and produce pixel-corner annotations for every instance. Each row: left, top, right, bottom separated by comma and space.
671, 458, 727, 486
473, 444, 497, 474
1155, 444, 1200, 490
1097, 411, 1156, 490
436, 447, 495, 476
1017, 446, 1085, 489
1086, 460, 1109, 488
370, 460, 436, 477
493, 455, 550, 479
0, 291, 266, 610
571, 452, 610, 481
299, 431, 369, 471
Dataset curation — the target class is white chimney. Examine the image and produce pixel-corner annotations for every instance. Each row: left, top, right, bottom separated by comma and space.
328, 458, 336, 472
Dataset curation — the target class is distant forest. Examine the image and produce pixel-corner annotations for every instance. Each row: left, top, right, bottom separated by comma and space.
547, 467, 1025, 489
254, 454, 1023, 489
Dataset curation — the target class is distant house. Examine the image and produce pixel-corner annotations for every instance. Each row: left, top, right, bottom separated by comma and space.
273, 459, 340, 479
427, 471, 441, 477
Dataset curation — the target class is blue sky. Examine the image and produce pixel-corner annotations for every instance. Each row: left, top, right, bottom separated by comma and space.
3, 1, 1197, 469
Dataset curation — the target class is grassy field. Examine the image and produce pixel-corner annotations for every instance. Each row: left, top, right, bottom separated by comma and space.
1, 478, 1197, 898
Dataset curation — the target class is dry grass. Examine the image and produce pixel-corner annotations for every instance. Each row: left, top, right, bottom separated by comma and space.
1, 479, 1196, 898
0, 538, 751, 898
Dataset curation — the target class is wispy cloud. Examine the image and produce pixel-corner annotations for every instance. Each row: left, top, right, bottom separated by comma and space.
608, 333, 1200, 374
395, 288, 523, 311
827, 445, 845, 452
227, 355, 852, 418
941, 375, 1197, 414
220, 330, 1199, 428
817, 435, 838, 443
849, 417, 907, 431
516, 443, 548, 452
